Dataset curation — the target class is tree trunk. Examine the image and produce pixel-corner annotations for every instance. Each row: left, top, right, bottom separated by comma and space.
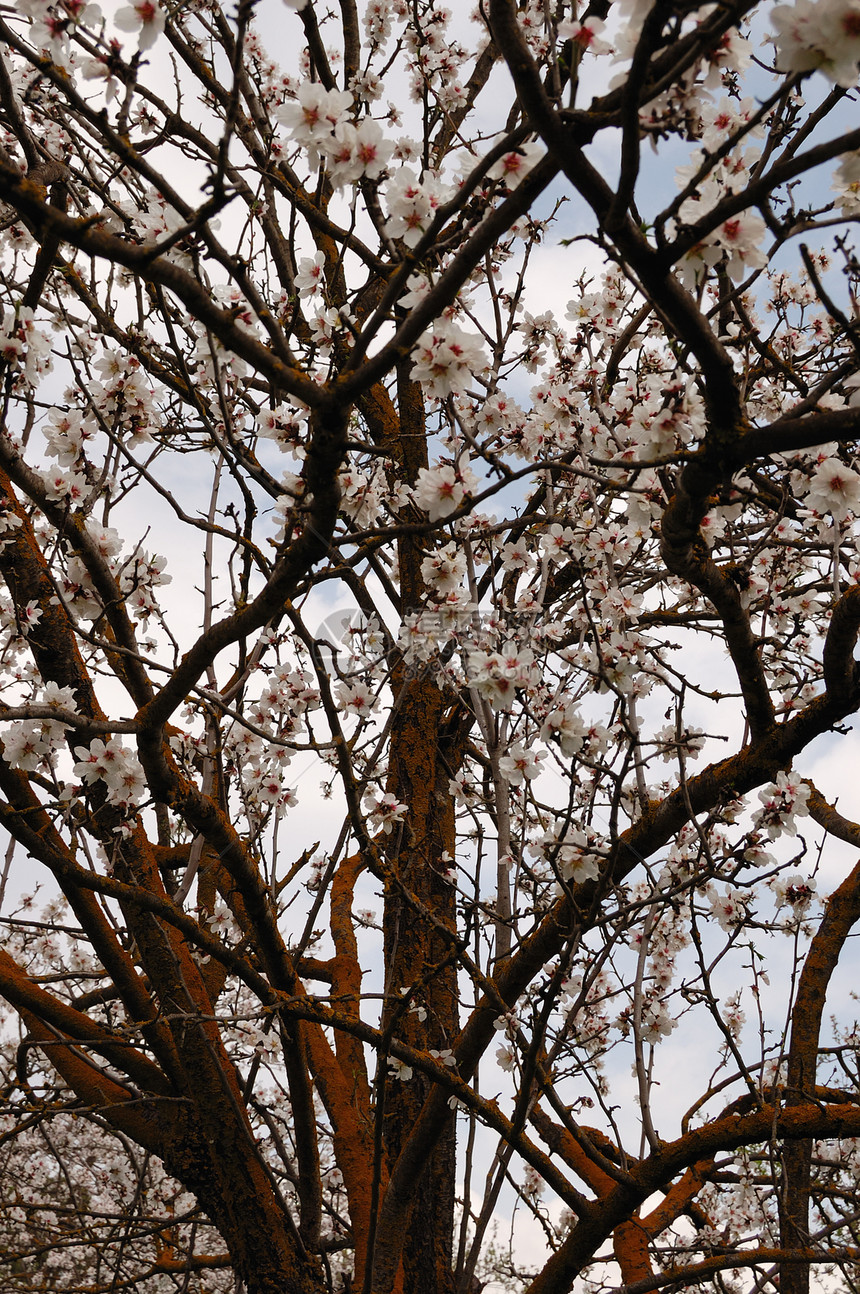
379, 365, 462, 1294
383, 670, 460, 1294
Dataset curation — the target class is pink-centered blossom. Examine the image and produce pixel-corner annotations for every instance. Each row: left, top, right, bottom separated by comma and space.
468, 644, 537, 710
410, 323, 486, 398
714, 212, 768, 281
752, 771, 811, 840
805, 457, 860, 521
413, 463, 475, 522
363, 791, 408, 834
834, 151, 860, 215
295, 252, 326, 298
557, 17, 611, 55
336, 680, 377, 718
29, 12, 71, 60
18, 601, 42, 634
114, 0, 165, 49
771, 0, 860, 86
278, 83, 353, 167
384, 167, 449, 247
498, 744, 546, 785
487, 142, 545, 188
323, 117, 393, 187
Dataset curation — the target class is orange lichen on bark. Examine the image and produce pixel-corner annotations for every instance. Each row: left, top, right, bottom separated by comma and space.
639, 1157, 716, 1237
354, 365, 464, 1294
780, 854, 860, 1294
330, 849, 371, 1099
0, 947, 168, 1097
524, 1100, 860, 1294
301, 998, 388, 1293
530, 1105, 654, 1285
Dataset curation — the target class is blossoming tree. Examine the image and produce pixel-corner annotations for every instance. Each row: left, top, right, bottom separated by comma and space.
1, 1, 860, 1292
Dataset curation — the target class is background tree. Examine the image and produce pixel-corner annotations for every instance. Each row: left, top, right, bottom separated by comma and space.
0, 1, 860, 1292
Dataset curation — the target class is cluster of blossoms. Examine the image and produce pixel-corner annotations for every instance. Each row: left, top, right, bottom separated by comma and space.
399, 3, 471, 110
410, 323, 487, 399
413, 459, 479, 521
362, 791, 409, 835
384, 167, 451, 247
673, 148, 768, 286
0, 306, 53, 385
338, 459, 390, 528
420, 541, 468, 595
54, 518, 170, 625
529, 824, 605, 887
497, 743, 545, 786
709, 886, 752, 933
241, 766, 298, 818
363, 0, 405, 48
803, 456, 860, 521
752, 772, 812, 840
539, 702, 610, 761
0, 682, 76, 774
257, 402, 308, 451
559, 968, 617, 1073
38, 348, 160, 512
638, 903, 691, 1045
336, 678, 379, 720
771, 0, 860, 86
468, 643, 540, 710
277, 83, 392, 187
220, 666, 320, 820
770, 871, 818, 916
653, 724, 706, 763
72, 737, 146, 813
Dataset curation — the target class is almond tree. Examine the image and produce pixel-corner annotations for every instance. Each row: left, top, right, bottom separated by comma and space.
1, 3, 860, 1294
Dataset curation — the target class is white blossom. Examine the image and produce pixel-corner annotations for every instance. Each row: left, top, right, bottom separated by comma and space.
414, 463, 474, 521
498, 744, 546, 785
804, 458, 860, 521
114, 0, 165, 49
410, 324, 487, 398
